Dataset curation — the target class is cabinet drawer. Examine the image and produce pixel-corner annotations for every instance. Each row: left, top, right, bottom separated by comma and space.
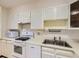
56, 55, 70, 58
42, 52, 55, 58
56, 49, 74, 57
1, 40, 6, 43
28, 44, 40, 49
42, 47, 55, 54
6, 40, 13, 44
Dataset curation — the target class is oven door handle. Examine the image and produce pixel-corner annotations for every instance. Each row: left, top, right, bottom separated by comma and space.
31, 47, 35, 48
14, 41, 22, 43
13, 43, 24, 46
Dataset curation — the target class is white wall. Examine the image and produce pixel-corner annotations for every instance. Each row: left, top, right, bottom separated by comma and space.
1, 7, 9, 37
30, 0, 77, 8
0, 6, 2, 38
62, 30, 79, 40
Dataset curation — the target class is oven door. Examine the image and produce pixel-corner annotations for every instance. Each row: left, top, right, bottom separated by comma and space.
13, 42, 26, 58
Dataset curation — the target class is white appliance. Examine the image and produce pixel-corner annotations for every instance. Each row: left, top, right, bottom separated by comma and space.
26, 44, 41, 58
6, 29, 19, 38
20, 29, 34, 38
12, 41, 26, 58
12, 31, 34, 58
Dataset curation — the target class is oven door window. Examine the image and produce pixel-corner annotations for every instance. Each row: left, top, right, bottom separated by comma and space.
14, 45, 22, 55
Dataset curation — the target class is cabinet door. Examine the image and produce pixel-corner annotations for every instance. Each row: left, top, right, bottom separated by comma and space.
9, 9, 18, 29
17, 7, 31, 23
1, 40, 7, 56
9, 7, 31, 29
56, 55, 70, 58
31, 8, 43, 29
42, 47, 55, 58
26, 44, 41, 58
55, 5, 69, 19
6, 40, 13, 58
42, 7, 56, 20
42, 52, 55, 58
1, 40, 13, 58
56, 49, 74, 58
9, 19, 18, 29
43, 5, 69, 20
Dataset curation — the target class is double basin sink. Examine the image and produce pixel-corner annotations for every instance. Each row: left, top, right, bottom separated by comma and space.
43, 39, 72, 48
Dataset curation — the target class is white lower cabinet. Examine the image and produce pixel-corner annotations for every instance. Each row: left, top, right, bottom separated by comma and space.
1, 40, 7, 57
0, 40, 76, 58
0, 40, 2, 55
6, 40, 13, 58
42, 46, 75, 58
55, 49, 75, 58
1, 40, 13, 58
42, 52, 55, 58
42, 47, 55, 58
56, 55, 70, 58
26, 44, 41, 58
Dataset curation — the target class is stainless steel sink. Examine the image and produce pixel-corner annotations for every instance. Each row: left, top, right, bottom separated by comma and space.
43, 39, 72, 48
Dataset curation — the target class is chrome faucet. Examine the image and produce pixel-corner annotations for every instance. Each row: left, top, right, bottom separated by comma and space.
54, 36, 56, 41
59, 36, 61, 41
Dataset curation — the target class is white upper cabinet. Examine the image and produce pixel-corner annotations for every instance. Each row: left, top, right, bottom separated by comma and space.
17, 6, 31, 23
31, 8, 43, 29
9, 9, 18, 29
55, 5, 69, 19
42, 7, 56, 20
8, 4, 69, 29
8, 6, 31, 29
42, 5, 69, 20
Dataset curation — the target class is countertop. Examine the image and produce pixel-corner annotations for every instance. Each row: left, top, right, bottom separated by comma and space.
1, 36, 79, 57
25, 36, 79, 57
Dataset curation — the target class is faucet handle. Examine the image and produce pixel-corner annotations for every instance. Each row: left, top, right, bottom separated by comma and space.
54, 36, 56, 41
59, 36, 61, 41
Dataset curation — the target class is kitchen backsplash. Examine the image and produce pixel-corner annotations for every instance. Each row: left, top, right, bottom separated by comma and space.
61, 30, 79, 40
35, 29, 79, 40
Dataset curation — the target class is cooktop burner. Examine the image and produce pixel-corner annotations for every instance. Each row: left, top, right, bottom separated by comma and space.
15, 37, 30, 41
43, 39, 72, 48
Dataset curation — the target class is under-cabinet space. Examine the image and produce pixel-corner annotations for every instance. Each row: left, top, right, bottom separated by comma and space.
44, 19, 68, 29
18, 23, 31, 30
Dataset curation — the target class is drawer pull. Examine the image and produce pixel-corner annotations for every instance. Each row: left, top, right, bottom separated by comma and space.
31, 47, 35, 48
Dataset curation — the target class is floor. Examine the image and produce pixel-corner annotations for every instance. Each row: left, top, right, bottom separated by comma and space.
0, 55, 7, 58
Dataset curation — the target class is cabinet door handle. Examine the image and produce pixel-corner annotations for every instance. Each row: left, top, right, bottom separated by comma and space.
31, 47, 35, 48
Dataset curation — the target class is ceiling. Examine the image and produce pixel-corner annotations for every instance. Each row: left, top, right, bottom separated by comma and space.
0, 0, 77, 8
0, 0, 33, 8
